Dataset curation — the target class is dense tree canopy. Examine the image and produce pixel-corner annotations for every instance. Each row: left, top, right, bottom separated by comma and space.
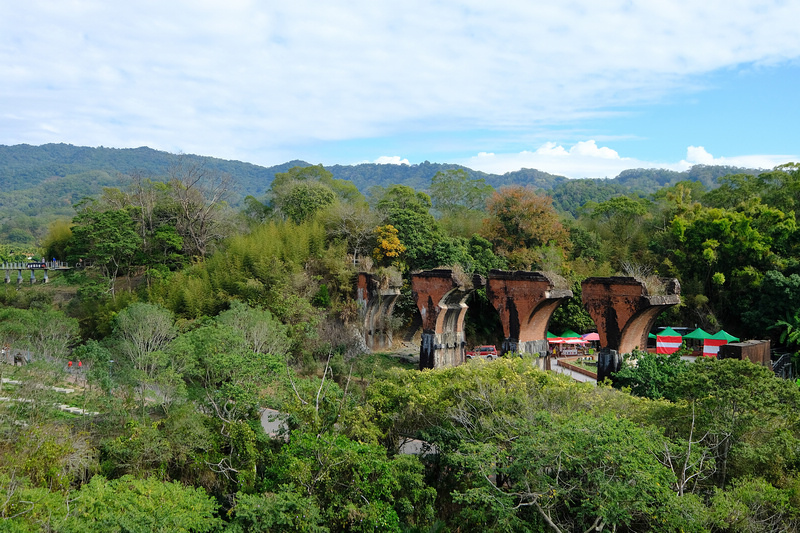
2, 156, 800, 532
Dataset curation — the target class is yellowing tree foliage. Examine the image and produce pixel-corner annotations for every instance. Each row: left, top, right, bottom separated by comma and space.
373, 224, 406, 268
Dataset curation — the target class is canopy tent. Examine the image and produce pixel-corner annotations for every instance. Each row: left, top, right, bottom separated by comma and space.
683, 327, 713, 340
548, 330, 589, 350
703, 338, 725, 357
712, 330, 740, 342
701, 329, 740, 357
556, 330, 586, 345
656, 327, 683, 354
648, 333, 657, 339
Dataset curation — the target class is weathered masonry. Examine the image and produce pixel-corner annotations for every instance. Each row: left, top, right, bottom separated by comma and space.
411, 269, 485, 369
581, 276, 681, 355
486, 270, 572, 357
356, 272, 402, 351
399, 271, 681, 372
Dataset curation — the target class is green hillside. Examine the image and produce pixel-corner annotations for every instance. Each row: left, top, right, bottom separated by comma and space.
0, 143, 762, 246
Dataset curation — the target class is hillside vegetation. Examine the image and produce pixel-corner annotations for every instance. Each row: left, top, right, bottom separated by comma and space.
0, 143, 761, 247
0, 146, 797, 531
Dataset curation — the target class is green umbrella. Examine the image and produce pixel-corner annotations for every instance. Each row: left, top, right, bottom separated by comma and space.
657, 327, 683, 338
712, 330, 740, 342
560, 329, 582, 339
547, 331, 558, 338
683, 327, 712, 340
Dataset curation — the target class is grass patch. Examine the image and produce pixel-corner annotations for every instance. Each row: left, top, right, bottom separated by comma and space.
568, 358, 598, 372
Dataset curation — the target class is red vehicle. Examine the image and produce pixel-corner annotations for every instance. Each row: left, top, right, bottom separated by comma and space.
466, 345, 498, 360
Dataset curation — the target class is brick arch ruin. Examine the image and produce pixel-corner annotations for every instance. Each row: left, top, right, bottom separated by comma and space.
581, 276, 681, 355
361, 270, 681, 371
485, 270, 573, 356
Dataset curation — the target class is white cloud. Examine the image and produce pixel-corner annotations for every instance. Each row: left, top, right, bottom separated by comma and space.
680, 146, 795, 171
569, 140, 621, 159
1, 1, 799, 163
685, 146, 716, 165
374, 156, 410, 165
534, 143, 569, 157
462, 141, 796, 178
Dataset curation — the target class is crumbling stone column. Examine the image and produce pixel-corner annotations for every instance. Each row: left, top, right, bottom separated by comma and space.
581, 277, 681, 355
486, 270, 573, 356
412, 269, 485, 370
357, 272, 402, 351
596, 349, 621, 383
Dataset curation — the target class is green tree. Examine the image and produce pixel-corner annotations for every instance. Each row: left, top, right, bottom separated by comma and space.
113, 302, 176, 379
429, 168, 493, 216
703, 173, 763, 209
61, 475, 221, 533
453, 412, 688, 532
612, 349, 688, 400
40, 218, 73, 261
743, 270, 800, 342
465, 234, 507, 276
375, 185, 439, 269
0, 308, 78, 363
707, 476, 800, 532
67, 200, 141, 295
759, 162, 800, 217
581, 195, 652, 267
548, 280, 595, 334
216, 300, 291, 357
264, 430, 436, 532
112, 302, 177, 414
226, 490, 329, 533
666, 358, 800, 487
770, 310, 800, 348
322, 202, 379, 265
658, 203, 795, 334
175, 321, 284, 425
281, 182, 336, 224
270, 165, 364, 224
241, 194, 272, 224
272, 164, 363, 204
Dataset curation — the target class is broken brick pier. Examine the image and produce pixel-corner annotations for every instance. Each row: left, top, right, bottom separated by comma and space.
581, 276, 681, 355
411, 269, 485, 370
486, 270, 572, 357
357, 272, 402, 351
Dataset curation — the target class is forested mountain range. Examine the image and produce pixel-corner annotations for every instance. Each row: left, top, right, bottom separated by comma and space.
1, 142, 760, 199
1, 143, 574, 202
0, 143, 760, 244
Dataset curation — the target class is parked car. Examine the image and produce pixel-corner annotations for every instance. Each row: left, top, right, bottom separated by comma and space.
466, 345, 498, 360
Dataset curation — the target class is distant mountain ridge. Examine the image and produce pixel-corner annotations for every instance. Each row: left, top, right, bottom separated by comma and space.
0, 143, 760, 207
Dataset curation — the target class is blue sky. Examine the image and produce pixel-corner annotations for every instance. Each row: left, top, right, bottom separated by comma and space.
1, 1, 799, 178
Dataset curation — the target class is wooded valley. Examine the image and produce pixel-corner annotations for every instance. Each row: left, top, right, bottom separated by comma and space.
0, 146, 799, 531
